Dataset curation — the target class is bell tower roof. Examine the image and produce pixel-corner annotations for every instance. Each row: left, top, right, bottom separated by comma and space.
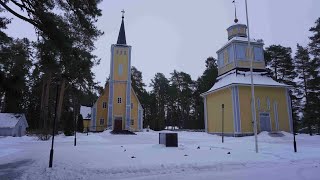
117, 10, 127, 45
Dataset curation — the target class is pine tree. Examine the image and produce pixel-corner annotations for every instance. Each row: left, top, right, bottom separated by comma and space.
264, 45, 296, 85
150, 73, 169, 130
193, 57, 218, 128
308, 17, 320, 134
294, 44, 313, 135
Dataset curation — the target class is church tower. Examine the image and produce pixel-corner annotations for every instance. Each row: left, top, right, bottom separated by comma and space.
90, 11, 143, 132
108, 11, 132, 131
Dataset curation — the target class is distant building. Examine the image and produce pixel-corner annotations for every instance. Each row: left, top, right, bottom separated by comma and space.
0, 113, 29, 137
90, 13, 143, 132
201, 21, 292, 136
80, 106, 91, 132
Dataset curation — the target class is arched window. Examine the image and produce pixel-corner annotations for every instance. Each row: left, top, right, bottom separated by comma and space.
266, 97, 271, 110
274, 101, 279, 131
257, 98, 261, 111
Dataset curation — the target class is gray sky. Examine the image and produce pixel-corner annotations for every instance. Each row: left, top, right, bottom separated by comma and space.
4, 0, 320, 91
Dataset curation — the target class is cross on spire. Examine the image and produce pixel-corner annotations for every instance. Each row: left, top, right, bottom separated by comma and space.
232, 0, 239, 23
121, 9, 125, 18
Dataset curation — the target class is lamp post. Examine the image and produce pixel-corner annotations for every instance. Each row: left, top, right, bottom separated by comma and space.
74, 95, 77, 146
245, 0, 259, 153
222, 104, 225, 143
49, 83, 59, 168
290, 94, 297, 152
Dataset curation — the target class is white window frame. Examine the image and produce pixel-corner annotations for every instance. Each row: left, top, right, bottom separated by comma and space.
266, 97, 271, 110
257, 98, 261, 111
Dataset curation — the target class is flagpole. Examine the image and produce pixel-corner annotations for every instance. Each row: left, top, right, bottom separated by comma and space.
245, 0, 258, 153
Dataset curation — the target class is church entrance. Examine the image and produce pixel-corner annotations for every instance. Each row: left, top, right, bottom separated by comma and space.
259, 113, 271, 132
114, 117, 123, 131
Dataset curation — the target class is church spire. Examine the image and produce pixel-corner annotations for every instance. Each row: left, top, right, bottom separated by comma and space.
232, 0, 239, 23
117, 10, 126, 45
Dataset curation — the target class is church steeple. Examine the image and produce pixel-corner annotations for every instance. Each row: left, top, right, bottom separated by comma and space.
117, 10, 126, 45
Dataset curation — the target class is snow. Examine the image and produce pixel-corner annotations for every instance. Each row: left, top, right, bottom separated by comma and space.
80, 106, 91, 119
0, 131, 319, 180
0, 113, 24, 128
202, 70, 290, 96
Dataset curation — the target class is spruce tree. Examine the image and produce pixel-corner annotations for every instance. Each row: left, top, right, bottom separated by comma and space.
308, 17, 320, 134
294, 44, 313, 135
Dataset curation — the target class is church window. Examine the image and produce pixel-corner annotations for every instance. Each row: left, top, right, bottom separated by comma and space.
218, 52, 224, 66
254, 47, 263, 61
228, 46, 234, 63
236, 44, 246, 60
100, 118, 104, 125
131, 119, 134, 125
117, 97, 122, 103
266, 97, 271, 110
102, 102, 107, 108
118, 64, 123, 75
131, 103, 133, 109
257, 98, 261, 111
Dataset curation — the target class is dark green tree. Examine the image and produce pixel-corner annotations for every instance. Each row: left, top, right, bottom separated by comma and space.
150, 73, 169, 130
0, 1, 103, 132
294, 44, 314, 134
193, 57, 218, 129
308, 17, 320, 133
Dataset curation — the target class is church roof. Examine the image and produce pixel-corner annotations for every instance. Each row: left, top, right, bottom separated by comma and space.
117, 17, 127, 45
201, 70, 290, 97
0, 113, 28, 128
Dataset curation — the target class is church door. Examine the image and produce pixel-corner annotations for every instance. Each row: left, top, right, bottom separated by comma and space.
114, 117, 123, 131
259, 113, 271, 132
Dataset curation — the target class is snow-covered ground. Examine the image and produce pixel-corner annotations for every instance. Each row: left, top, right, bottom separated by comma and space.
0, 130, 319, 180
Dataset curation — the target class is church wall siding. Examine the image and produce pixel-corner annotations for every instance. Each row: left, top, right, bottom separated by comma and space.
206, 88, 234, 133
113, 82, 127, 129
95, 85, 109, 132
238, 86, 291, 133
130, 89, 139, 131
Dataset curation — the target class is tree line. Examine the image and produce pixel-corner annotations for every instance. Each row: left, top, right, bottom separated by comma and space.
1, 1, 319, 135
264, 18, 320, 135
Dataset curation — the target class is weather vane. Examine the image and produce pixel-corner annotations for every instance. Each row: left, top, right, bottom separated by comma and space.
121, 9, 125, 18
232, 0, 238, 23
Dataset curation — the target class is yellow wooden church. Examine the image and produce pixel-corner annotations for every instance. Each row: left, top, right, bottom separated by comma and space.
90, 13, 143, 132
201, 21, 293, 136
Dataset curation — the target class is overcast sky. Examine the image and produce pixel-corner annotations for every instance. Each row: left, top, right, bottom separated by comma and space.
4, 0, 320, 91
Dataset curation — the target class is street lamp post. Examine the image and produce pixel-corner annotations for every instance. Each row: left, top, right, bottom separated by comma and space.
49, 84, 59, 168
245, 0, 259, 153
290, 95, 297, 152
222, 104, 225, 143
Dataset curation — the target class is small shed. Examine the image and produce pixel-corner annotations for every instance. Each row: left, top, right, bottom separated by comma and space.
0, 113, 29, 137
80, 106, 91, 132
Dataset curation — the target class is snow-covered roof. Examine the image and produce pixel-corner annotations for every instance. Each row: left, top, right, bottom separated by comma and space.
0, 113, 28, 128
80, 106, 91, 119
201, 70, 290, 96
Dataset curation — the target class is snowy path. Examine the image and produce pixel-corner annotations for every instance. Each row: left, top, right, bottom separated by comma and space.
0, 131, 319, 180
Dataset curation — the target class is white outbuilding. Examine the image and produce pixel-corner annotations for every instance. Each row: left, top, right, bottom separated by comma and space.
0, 113, 29, 137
